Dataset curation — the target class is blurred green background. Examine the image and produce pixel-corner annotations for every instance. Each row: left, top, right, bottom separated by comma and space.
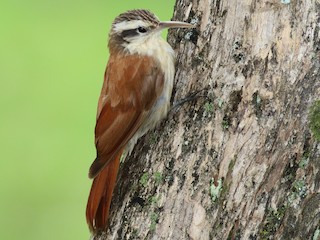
0, 1, 174, 239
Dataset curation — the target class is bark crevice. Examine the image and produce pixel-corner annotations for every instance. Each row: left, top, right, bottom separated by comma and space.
92, 1, 320, 239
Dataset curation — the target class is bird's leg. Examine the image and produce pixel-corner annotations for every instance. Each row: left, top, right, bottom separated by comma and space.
170, 88, 208, 113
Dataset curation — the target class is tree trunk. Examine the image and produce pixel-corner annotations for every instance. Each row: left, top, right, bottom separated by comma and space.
92, 1, 320, 239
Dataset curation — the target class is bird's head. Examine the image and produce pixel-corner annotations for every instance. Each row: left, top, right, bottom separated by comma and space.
109, 9, 194, 52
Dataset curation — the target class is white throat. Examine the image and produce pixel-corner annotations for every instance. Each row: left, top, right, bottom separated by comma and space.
123, 34, 175, 83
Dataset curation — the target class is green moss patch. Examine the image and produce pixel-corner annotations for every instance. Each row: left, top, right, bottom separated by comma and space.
309, 100, 320, 141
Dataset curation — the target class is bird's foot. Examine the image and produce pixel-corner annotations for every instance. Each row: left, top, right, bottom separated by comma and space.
170, 88, 208, 113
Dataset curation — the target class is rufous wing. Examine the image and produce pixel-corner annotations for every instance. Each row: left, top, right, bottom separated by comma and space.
89, 53, 164, 178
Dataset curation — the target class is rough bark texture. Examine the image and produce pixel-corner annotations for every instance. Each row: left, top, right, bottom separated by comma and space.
92, 0, 320, 239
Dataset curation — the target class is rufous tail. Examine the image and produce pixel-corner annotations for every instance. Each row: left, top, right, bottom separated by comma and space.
86, 151, 122, 232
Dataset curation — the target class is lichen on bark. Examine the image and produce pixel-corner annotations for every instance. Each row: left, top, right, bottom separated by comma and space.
91, 1, 320, 239
309, 100, 320, 141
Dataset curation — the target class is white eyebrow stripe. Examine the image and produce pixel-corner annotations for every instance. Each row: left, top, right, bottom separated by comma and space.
113, 20, 151, 32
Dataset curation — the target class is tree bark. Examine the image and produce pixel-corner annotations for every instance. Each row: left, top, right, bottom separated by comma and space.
92, 0, 320, 239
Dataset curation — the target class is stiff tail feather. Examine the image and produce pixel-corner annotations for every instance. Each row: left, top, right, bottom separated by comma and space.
86, 151, 122, 232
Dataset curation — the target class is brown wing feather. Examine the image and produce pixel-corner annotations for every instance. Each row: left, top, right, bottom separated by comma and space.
88, 53, 164, 178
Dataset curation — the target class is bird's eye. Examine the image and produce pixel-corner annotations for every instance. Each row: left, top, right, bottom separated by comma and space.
137, 27, 147, 33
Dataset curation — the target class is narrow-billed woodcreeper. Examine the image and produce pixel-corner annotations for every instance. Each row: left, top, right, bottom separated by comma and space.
86, 9, 194, 233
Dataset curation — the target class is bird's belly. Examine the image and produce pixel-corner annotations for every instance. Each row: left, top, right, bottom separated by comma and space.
124, 94, 170, 155
123, 80, 172, 159
143, 95, 170, 131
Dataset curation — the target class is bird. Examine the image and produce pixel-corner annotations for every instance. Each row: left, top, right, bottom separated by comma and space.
86, 9, 194, 233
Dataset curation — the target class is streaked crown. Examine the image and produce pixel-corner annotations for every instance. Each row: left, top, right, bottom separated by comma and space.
113, 9, 159, 26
